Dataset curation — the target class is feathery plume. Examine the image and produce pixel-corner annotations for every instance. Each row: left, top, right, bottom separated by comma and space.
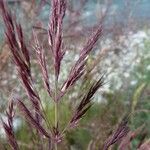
69, 76, 104, 128
48, 0, 66, 79
2, 100, 19, 150
17, 99, 50, 138
103, 117, 129, 150
0, 0, 42, 122
61, 25, 102, 95
33, 31, 51, 96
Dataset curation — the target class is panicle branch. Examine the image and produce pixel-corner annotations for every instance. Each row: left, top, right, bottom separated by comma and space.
69, 76, 104, 128
61, 25, 102, 96
52, 124, 62, 143
17, 99, 50, 139
33, 31, 52, 96
103, 117, 129, 150
1, 100, 19, 150
48, 0, 66, 80
0, 0, 42, 123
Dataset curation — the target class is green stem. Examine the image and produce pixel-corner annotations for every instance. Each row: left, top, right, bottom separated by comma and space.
54, 78, 58, 150
55, 102, 58, 127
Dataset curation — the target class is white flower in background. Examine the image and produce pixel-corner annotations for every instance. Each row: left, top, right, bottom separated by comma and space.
130, 80, 138, 86
146, 65, 150, 71
95, 29, 150, 94
124, 72, 130, 78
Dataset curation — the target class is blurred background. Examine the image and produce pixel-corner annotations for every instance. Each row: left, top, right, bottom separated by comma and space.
0, 0, 150, 149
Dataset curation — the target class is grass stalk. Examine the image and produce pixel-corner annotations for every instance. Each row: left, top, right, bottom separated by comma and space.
54, 77, 58, 150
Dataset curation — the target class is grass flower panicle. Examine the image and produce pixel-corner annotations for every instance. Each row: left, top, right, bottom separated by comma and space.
0, 0, 108, 149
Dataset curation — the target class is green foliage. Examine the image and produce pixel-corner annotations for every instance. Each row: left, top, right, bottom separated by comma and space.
66, 128, 92, 150
131, 83, 147, 117
127, 38, 150, 149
